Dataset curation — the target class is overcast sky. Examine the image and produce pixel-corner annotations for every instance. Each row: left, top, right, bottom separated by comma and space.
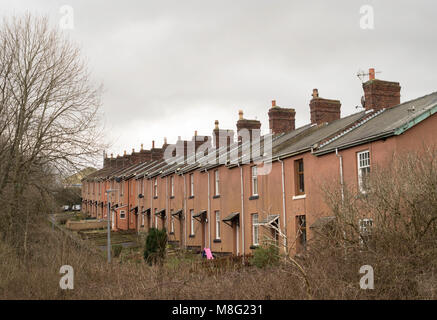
2, 0, 437, 166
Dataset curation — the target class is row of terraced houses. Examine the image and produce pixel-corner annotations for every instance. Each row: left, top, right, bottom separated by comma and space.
81, 69, 437, 256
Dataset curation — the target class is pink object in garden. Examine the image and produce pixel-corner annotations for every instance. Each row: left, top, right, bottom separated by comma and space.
204, 248, 214, 260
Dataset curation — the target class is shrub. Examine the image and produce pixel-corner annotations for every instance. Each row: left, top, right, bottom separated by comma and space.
250, 243, 280, 268
112, 244, 123, 258
143, 228, 167, 265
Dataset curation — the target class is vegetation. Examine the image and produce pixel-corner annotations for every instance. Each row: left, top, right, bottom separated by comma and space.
0, 14, 104, 257
250, 242, 280, 268
143, 228, 168, 266
112, 244, 123, 258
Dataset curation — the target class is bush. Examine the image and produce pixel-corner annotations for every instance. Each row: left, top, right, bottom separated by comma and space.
143, 228, 167, 265
112, 244, 123, 258
250, 243, 280, 268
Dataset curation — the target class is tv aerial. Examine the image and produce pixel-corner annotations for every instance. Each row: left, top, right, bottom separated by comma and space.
356, 68, 381, 83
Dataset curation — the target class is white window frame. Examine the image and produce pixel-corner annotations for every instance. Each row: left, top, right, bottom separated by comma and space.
141, 209, 144, 227
252, 213, 259, 246
154, 178, 158, 197
170, 210, 175, 233
215, 211, 221, 239
251, 166, 258, 196
154, 208, 158, 228
120, 210, 126, 219
190, 209, 195, 235
190, 174, 194, 197
357, 150, 371, 193
170, 175, 174, 197
359, 218, 373, 246
214, 170, 220, 196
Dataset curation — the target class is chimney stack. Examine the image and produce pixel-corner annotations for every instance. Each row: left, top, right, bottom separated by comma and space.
362, 68, 401, 111
268, 100, 296, 135
213, 120, 234, 151
309, 89, 341, 125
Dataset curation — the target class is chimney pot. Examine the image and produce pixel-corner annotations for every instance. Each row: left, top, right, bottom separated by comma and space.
238, 110, 244, 120
194, 130, 198, 136
214, 120, 219, 130
164, 137, 167, 144
111, 153, 113, 158
369, 68, 375, 80
272, 100, 276, 107
312, 89, 319, 98
124, 150, 126, 156
140, 143, 143, 150
152, 140, 155, 149
132, 148, 135, 153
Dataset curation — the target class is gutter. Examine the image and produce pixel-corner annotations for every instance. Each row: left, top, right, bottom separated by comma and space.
277, 158, 287, 254
237, 163, 245, 262
183, 173, 187, 249
335, 148, 345, 203
207, 169, 211, 248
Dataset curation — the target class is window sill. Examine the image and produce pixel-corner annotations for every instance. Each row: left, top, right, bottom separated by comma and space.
249, 195, 259, 200
213, 195, 220, 199
292, 194, 306, 200
250, 245, 259, 250
189, 234, 195, 238
213, 239, 221, 243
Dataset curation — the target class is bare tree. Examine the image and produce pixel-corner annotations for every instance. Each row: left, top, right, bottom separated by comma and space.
0, 14, 104, 247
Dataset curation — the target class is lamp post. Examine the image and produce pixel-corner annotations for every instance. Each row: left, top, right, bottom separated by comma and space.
105, 189, 118, 263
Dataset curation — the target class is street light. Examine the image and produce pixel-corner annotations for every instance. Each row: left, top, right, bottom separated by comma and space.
105, 189, 118, 263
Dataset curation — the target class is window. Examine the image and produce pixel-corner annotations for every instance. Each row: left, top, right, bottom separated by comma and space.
154, 208, 158, 228
359, 218, 373, 246
170, 210, 175, 233
215, 211, 221, 239
154, 178, 158, 197
214, 170, 220, 196
357, 151, 371, 193
190, 174, 194, 197
252, 213, 259, 246
295, 159, 305, 195
170, 176, 174, 197
296, 215, 307, 252
190, 209, 195, 235
120, 210, 126, 219
251, 166, 258, 196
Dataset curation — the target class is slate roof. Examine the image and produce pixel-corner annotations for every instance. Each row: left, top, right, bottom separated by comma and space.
84, 91, 437, 182
314, 91, 437, 155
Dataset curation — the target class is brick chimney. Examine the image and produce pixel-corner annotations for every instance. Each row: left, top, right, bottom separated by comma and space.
213, 120, 234, 150
310, 89, 341, 125
268, 100, 296, 134
139, 144, 152, 162
362, 68, 401, 111
236, 110, 261, 143
150, 140, 164, 161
